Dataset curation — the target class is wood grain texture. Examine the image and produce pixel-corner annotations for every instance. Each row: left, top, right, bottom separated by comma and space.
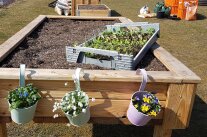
77, 10, 110, 17
153, 125, 172, 137
0, 15, 46, 62
71, 0, 75, 16
161, 84, 196, 129
77, 4, 111, 17
0, 123, 7, 137
0, 68, 182, 83
0, 117, 162, 125
152, 43, 201, 83
46, 15, 121, 20
0, 80, 168, 100
33, 117, 162, 125
118, 17, 133, 23
72, 0, 101, 15
0, 98, 165, 119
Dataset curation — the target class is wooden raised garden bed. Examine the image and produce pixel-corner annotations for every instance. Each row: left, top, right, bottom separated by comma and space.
76, 4, 111, 17
0, 15, 201, 137
71, 0, 101, 16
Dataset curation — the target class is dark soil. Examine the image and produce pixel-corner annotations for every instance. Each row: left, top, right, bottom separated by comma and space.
78, 5, 108, 10
137, 50, 167, 71
0, 18, 167, 71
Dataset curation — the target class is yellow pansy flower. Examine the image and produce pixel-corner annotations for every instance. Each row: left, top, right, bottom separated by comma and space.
141, 104, 150, 112
149, 110, 157, 117
134, 104, 139, 109
143, 96, 150, 103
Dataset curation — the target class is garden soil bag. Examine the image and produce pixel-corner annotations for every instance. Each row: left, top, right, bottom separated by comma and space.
185, 2, 198, 20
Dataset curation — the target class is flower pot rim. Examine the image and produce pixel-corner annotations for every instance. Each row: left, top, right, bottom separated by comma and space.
8, 100, 39, 110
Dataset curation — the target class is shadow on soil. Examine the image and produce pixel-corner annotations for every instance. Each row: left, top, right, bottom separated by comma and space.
110, 10, 121, 17
92, 95, 207, 137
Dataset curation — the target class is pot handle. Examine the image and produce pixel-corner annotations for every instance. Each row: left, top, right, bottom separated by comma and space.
73, 68, 84, 91
136, 69, 148, 91
19, 64, 26, 87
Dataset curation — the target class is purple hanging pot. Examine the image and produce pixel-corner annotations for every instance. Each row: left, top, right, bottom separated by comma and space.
127, 91, 152, 126
127, 69, 151, 126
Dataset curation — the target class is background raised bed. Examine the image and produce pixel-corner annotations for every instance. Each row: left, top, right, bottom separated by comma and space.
76, 4, 111, 17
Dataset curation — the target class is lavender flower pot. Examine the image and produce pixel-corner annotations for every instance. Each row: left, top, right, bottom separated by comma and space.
9, 102, 38, 124
127, 91, 152, 126
65, 106, 90, 127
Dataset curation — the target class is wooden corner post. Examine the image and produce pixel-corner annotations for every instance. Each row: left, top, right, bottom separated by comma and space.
153, 83, 197, 137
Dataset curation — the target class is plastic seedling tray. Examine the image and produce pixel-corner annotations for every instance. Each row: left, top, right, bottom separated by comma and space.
66, 22, 160, 70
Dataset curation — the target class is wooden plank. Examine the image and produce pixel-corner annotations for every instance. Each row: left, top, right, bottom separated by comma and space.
0, 15, 46, 62
152, 43, 201, 83
89, 0, 100, 4
71, 0, 75, 16
0, 68, 182, 83
161, 84, 196, 129
118, 17, 133, 23
0, 98, 165, 119
153, 125, 172, 137
0, 116, 162, 125
78, 10, 110, 17
33, 117, 162, 125
0, 123, 7, 137
46, 15, 121, 20
0, 80, 168, 100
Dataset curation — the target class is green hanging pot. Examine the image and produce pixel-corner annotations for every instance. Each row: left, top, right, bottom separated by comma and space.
9, 102, 38, 124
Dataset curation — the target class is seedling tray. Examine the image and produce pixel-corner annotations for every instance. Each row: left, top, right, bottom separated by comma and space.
66, 22, 160, 70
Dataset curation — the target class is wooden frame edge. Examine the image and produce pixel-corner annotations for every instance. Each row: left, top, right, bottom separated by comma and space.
152, 43, 201, 83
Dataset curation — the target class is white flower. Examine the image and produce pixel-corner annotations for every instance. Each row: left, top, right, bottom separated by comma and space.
53, 114, 59, 119
52, 108, 57, 112
92, 98, 96, 102
67, 105, 71, 109
73, 106, 76, 110
72, 99, 75, 103
64, 82, 68, 86
78, 102, 83, 107
82, 92, 86, 96
65, 96, 69, 101
77, 92, 81, 96
82, 108, 86, 113
73, 111, 77, 116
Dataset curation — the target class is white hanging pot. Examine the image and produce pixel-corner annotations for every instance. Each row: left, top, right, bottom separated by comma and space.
9, 64, 40, 124
65, 106, 90, 127
63, 68, 90, 126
